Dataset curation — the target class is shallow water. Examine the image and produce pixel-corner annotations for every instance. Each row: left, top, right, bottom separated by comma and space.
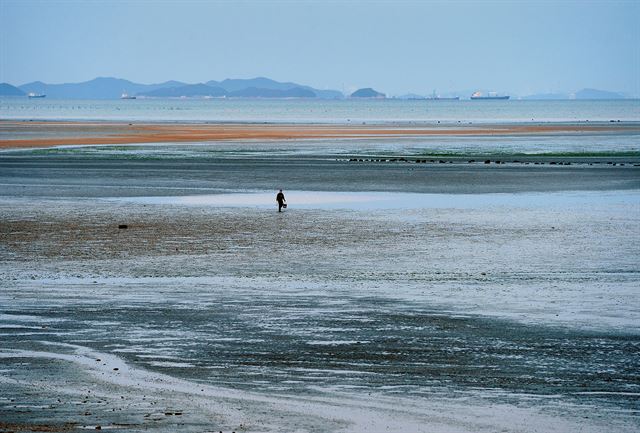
2, 98, 639, 123
114, 189, 640, 210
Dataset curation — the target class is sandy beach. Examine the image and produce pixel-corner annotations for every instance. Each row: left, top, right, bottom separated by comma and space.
1, 119, 639, 149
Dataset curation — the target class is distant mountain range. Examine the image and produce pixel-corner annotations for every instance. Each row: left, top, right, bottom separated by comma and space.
141, 83, 227, 98
139, 82, 319, 98
8, 76, 343, 99
0, 78, 632, 100
14, 77, 181, 99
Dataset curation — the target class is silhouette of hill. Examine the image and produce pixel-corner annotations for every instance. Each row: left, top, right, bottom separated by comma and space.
209, 77, 342, 99
16, 76, 343, 99
0, 82, 25, 96
139, 83, 318, 99
351, 88, 385, 98
575, 88, 624, 100
140, 83, 227, 97
18, 81, 48, 95
19, 77, 186, 99
208, 77, 297, 92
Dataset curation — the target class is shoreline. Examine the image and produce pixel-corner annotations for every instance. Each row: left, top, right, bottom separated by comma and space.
1, 120, 639, 149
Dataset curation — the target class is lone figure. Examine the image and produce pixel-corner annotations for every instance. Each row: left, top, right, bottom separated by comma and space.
276, 189, 286, 212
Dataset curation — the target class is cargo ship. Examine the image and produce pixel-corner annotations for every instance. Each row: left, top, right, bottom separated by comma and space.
28, 92, 46, 98
121, 92, 136, 100
470, 91, 509, 100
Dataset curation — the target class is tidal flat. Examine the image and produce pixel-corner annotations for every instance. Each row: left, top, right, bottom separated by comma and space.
1, 136, 639, 432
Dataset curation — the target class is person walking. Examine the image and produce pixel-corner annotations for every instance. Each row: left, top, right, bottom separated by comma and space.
276, 189, 286, 212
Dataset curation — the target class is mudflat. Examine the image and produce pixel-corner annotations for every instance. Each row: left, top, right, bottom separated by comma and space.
1, 193, 639, 433
1, 128, 639, 432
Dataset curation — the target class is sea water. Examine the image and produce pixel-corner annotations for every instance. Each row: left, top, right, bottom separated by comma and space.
1, 97, 639, 123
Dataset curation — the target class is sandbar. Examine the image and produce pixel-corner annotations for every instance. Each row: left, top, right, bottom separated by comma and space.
1, 120, 639, 149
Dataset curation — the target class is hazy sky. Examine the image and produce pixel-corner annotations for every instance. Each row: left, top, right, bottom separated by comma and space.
1, 0, 639, 96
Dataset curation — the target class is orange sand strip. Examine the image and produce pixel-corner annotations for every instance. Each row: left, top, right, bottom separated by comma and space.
1, 122, 637, 149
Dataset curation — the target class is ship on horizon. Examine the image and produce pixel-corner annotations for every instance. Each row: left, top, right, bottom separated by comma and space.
121, 92, 136, 100
470, 91, 509, 100
28, 92, 46, 99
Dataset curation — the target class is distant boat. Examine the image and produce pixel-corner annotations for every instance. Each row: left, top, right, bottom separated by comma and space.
470, 91, 509, 100
121, 92, 136, 100
28, 92, 46, 98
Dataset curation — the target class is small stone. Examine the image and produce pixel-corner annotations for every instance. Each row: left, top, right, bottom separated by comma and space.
118, 224, 128, 229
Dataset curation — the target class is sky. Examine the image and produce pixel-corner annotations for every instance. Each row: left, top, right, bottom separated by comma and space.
1, 0, 639, 96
